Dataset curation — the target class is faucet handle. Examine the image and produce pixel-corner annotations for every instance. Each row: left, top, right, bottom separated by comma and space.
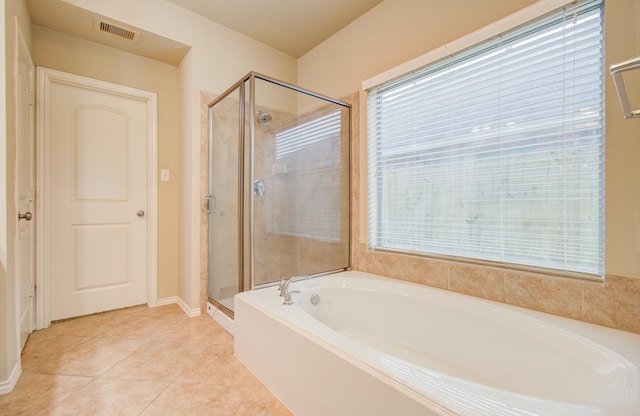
277, 275, 287, 296
279, 274, 310, 297
283, 290, 300, 305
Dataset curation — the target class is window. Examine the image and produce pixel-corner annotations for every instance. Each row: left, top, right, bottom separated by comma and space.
367, 0, 604, 277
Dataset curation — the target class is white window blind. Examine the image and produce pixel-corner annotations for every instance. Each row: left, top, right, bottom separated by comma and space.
367, 0, 604, 277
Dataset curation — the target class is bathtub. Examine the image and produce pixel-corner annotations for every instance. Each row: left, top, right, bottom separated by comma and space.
234, 271, 640, 416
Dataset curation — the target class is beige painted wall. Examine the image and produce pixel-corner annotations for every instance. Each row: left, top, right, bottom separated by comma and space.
2, 0, 32, 388
298, 0, 537, 99
31, 26, 181, 300
61, 0, 298, 310
603, 0, 640, 277
298, 0, 640, 279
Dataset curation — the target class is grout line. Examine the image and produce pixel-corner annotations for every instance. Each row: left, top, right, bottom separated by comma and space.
137, 382, 173, 416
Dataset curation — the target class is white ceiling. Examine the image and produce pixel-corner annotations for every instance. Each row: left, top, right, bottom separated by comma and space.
164, 0, 384, 57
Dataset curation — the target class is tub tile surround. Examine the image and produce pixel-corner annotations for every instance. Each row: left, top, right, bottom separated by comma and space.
346, 93, 640, 335
583, 275, 640, 331
353, 244, 640, 334
505, 271, 583, 320
449, 263, 505, 302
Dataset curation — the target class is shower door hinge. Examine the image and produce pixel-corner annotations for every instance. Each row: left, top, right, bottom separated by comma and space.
201, 194, 216, 213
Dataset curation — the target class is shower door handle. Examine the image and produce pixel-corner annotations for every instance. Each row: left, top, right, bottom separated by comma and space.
201, 194, 217, 213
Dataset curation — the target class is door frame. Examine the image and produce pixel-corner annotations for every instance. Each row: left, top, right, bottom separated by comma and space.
36, 67, 158, 329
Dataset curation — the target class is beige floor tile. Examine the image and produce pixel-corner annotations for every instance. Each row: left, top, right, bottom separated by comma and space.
44, 378, 169, 416
111, 304, 185, 318
119, 313, 187, 332
139, 382, 239, 416
229, 367, 292, 415
161, 315, 233, 345
5, 303, 290, 416
101, 340, 208, 382
21, 333, 91, 372
176, 344, 237, 384
0, 372, 93, 416
139, 380, 293, 416
94, 325, 160, 340
31, 337, 150, 377
40, 313, 121, 338
96, 315, 186, 340
213, 355, 262, 389
235, 394, 293, 416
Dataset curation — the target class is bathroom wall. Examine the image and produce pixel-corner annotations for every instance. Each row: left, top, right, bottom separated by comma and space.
298, 0, 640, 334
31, 26, 181, 300
56, 0, 298, 311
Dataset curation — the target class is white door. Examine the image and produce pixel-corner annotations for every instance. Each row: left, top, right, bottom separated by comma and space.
38, 68, 157, 322
15, 20, 35, 350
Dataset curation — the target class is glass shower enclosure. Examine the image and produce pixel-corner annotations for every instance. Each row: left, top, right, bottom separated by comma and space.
204, 73, 351, 316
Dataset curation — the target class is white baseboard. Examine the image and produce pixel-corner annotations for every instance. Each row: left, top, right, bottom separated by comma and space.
151, 296, 200, 317
155, 296, 178, 307
0, 361, 21, 395
207, 301, 235, 336
177, 297, 201, 317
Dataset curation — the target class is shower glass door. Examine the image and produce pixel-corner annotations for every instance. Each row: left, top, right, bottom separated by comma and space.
250, 77, 351, 287
207, 72, 350, 315
207, 83, 245, 313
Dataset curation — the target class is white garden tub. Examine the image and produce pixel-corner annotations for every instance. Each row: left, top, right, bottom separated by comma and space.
234, 271, 640, 416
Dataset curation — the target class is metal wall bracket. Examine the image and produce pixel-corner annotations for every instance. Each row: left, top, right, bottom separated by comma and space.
610, 55, 640, 119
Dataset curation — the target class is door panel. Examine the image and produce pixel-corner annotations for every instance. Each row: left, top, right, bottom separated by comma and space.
48, 77, 149, 321
74, 224, 131, 290
75, 108, 129, 200
16, 20, 35, 351
207, 86, 243, 313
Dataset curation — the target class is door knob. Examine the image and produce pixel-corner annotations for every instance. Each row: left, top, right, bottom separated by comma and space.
137, 210, 145, 217
18, 211, 32, 221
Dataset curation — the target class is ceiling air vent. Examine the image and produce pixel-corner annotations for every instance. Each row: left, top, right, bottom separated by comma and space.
93, 18, 140, 42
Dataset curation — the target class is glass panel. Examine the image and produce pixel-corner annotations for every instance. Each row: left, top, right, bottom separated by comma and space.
251, 77, 350, 286
208, 86, 242, 312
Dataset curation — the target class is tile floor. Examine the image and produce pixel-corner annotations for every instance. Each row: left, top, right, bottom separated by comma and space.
0, 304, 292, 416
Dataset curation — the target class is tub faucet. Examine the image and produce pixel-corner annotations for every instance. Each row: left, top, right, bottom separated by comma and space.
278, 274, 309, 299
282, 290, 300, 306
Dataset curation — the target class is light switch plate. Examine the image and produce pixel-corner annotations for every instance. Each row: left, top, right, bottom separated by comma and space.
160, 169, 170, 182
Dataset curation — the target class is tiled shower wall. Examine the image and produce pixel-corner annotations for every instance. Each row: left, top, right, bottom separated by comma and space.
202, 90, 639, 335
